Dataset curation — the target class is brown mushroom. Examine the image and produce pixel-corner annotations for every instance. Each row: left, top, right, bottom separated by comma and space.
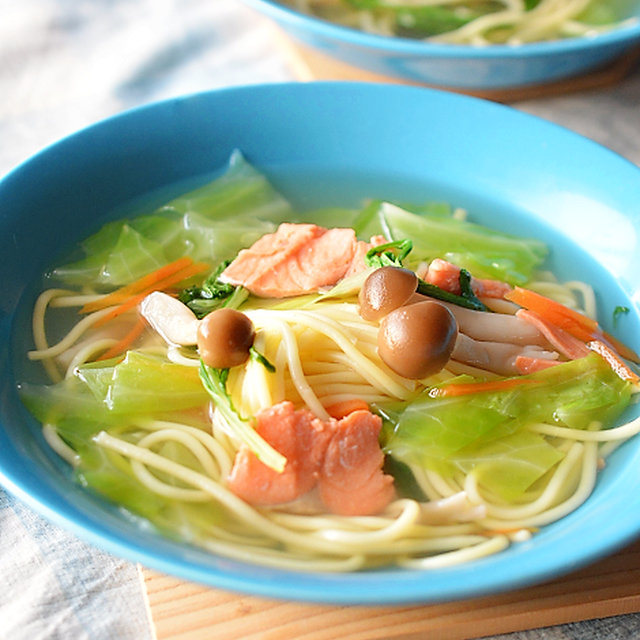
378, 300, 458, 379
197, 308, 255, 369
359, 266, 419, 321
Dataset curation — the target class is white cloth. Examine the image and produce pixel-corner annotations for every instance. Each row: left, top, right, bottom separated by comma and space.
1, 1, 640, 638
0, 0, 292, 177
0, 2, 292, 637
0, 493, 152, 639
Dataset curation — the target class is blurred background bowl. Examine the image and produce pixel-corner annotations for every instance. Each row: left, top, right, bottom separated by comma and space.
240, 0, 640, 91
2, 82, 640, 604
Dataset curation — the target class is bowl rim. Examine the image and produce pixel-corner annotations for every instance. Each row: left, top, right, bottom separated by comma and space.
3, 81, 640, 605
241, 0, 640, 57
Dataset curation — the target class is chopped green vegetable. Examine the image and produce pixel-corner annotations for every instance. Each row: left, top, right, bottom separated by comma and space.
199, 362, 286, 472
382, 354, 631, 499
75, 435, 229, 540
394, 5, 480, 38
416, 270, 489, 312
365, 236, 489, 311
50, 151, 292, 288
19, 377, 118, 452
288, 0, 633, 42
364, 239, 413, 268
364, 202, 547, 285
178, 260, 237, 318
249, 348, 276, 373
78, 351, 209, 413
454, 431, 565, 501
613, 305, 630, 329
20, 351, 209, 429
382, 456, 427, 501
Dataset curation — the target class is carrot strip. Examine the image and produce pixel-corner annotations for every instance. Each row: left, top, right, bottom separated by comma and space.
430, 378, 541, 398
92, 261, 210, 328
505, 286, 640, 364
96, 317, 147, 361
588, 340, 640, 384
504, 287, 598, 341
482, 527, 539, 537
514, 356, 561, 375
599, 331, 640, 364
81, 257, 195, 313
325, 399, 369, 420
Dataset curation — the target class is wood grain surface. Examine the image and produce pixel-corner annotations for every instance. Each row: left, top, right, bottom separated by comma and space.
272, 28, 640, 102
142, 537, 640, 640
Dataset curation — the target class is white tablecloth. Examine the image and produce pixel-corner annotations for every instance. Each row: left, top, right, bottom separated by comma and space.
1, 1, 640, 638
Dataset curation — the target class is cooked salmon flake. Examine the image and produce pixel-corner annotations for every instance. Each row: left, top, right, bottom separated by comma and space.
220, 223, 385, 298
425, 258, 512, 299
227, 401, 396, 516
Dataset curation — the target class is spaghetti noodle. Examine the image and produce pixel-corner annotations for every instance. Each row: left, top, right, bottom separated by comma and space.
280, 0, 637, 45
20, 158, 640, 573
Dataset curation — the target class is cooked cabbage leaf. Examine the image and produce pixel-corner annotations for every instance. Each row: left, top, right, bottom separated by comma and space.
358, 201, 548, 285
382, 354, 631, 499
50, 150, 292, 287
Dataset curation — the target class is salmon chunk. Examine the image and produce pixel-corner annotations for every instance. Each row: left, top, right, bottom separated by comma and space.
425, 258, 512, 299
227, 401, 331, 505
227, 401, 396, 516
220, 223, 382, 298
318, 409, 396, 517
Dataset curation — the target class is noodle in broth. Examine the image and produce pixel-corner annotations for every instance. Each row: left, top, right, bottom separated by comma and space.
278, 0, 638, 45
21, 154, 640, 572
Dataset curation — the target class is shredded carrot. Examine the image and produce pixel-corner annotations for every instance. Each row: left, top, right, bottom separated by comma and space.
430, 377, 541, 398
516, 309, 590, 360
92, 261, 210, 328
504, 287, 598, 341
482, 527, 539, 537
96, 317, 147, 361
81, 257, 195, 314
599, 331, 640, 364
514, 355, 560, 375
505, 286, 640, 364
588, 340, 640, 384
325, 399, 370, 420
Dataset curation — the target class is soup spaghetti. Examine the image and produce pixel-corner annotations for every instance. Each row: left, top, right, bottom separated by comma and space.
26, 263, 640, 571
281, 0, 637, 45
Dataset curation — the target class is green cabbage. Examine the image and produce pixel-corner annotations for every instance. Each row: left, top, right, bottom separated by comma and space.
358, 201, 548, 285
50, 150, 293, 288
382, 354, 632, 500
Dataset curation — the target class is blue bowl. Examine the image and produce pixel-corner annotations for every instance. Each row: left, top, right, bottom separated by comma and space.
241, 0, 640, 89
1, 82, 640, 604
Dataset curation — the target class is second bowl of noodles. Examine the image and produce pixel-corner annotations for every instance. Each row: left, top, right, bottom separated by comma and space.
241, 0, 640, 89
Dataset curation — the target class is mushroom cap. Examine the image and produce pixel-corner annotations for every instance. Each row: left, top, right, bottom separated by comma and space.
378, 300, 458, 379
359, 266, 418, 321
197, 308, 255, 369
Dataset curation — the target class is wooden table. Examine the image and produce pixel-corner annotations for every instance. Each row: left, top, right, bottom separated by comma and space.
273, 28, 640, 103
142, 537, 640, 640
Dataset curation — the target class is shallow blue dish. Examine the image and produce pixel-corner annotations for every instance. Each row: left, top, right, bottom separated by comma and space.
241, 0, 640, 89
1, 82, 640, 604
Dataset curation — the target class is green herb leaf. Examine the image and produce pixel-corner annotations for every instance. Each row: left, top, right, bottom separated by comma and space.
383, 455, 427, 501
179, 260, 237, 318
364, 239, 413, 268
415, 276, 489, 312
613, 305, 630, 329
250, 348, 276, 373
457, 268, 490, 311
199, 362, 286, 472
